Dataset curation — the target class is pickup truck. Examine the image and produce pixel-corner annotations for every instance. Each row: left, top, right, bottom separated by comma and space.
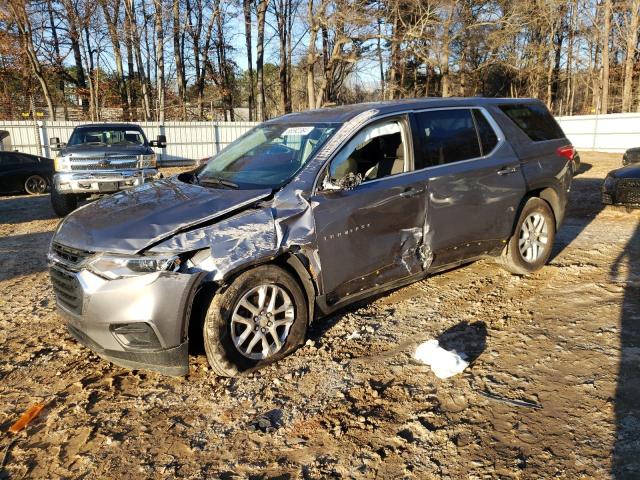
49, 123, 166, 216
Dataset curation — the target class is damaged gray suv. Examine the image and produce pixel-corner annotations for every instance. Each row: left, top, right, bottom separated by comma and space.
48, 98, 574, 376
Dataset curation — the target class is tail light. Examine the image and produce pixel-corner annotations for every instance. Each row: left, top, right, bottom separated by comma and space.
556, 145, 575, 162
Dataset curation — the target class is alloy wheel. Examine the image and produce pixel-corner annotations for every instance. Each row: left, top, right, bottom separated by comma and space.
230, 284, 295, 360
518, 212, 549, 263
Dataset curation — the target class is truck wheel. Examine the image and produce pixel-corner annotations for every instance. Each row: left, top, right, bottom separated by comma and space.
24, 175, 48, 195
50, 188, 79, 217
203, 265, 307, 377
498, 197, 556, 275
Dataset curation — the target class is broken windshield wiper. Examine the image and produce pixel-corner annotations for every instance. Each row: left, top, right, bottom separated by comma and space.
198, 176, 239, 189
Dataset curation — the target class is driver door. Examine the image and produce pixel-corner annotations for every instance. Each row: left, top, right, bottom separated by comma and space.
311, 116, 428, 302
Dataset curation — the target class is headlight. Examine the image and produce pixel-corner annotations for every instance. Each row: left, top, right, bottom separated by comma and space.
603, 175, 617, 191
87, 253, 180, 279
139, 153, 157, 168
54, 156, 71, 172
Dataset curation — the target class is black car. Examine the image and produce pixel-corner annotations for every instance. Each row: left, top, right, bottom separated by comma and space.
48, 97, 573, 376
622, 147, 640, 166
0, 151, 53, 195
603, 164, 640, 209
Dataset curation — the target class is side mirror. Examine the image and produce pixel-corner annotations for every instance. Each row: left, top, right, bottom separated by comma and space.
50, 137, 61, 150
320, 172, 362, 192
150, 134, 167, 148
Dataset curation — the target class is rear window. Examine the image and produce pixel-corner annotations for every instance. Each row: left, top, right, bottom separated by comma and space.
499, 103, 564, 142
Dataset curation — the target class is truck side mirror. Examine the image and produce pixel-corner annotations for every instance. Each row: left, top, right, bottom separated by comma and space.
150, 134, 167, 148
50, 137, 61, 150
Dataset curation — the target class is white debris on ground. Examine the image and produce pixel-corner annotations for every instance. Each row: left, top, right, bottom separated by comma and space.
414, 339, 469, 379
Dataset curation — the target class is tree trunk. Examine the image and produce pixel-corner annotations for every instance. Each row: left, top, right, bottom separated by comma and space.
600, 0, 612, 114
243, 0, 255, 120
101, 0, 130, 121
256, 0, 268, 120
173, 0, 187, 119
622, 0, 640, 112
305, 0, 319, 109
10, 2, 57, 120
47, 0, 68, 119
125, 0, 152, 120
154, 0, 165, 122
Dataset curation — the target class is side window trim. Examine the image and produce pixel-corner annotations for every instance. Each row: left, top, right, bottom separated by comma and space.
410, 106, 506, 173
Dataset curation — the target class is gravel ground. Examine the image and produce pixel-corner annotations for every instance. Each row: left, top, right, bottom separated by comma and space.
0, 154, 639, 479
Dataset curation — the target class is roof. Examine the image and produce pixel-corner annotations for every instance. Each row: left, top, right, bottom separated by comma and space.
266, 97, 542, 124
74, 123, 143, 129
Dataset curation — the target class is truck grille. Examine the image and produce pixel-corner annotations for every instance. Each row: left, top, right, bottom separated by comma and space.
617, 179, 640, 205
50, 265, 83, 314
69, 155, 139, 171
51, 242, 92, 271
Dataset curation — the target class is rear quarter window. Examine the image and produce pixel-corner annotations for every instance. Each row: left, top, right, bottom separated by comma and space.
499, 103, 564, 142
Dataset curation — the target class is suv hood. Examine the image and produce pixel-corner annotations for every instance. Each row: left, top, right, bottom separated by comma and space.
61, 144, 153, 157
609, 165, 640, 179
54, 177, 272, 254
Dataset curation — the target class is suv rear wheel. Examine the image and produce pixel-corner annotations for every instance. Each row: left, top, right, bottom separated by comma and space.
498, 197, 556, 275
203, 265, 307, 377
50, 188, 79, 217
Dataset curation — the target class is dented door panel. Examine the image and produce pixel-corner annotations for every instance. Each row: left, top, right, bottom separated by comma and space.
311, 172, 427, 300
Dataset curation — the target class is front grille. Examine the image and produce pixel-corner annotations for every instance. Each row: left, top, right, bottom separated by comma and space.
617, 179, 640, 205
50, 265, 83, 314
69, 155, 139, 171
51, 242, 92, 271
71, 161, 138, 171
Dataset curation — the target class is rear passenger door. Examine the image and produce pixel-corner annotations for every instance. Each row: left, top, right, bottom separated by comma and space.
412, 107, 526, 267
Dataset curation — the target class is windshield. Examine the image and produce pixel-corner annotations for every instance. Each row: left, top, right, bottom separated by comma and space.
68, 127, 146, 146
198, 123, 338, 189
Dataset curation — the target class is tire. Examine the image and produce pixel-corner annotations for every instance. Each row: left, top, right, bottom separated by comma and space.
24, 174, 48, 195
497, 197, 556, 275
50, 188, 79, 217
203, 265, 308, 377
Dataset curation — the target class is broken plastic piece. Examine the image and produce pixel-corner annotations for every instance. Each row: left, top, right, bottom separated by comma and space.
414, 339, 469, 379
9, 404, 45, 434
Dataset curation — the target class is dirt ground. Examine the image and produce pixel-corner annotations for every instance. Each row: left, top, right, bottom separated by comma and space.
1, 153, 639, 479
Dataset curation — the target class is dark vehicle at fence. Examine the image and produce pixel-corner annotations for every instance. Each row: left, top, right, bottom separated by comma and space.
48, 98, 574, 376
602, 164, 640, 210
622, 147, 640, 166
0, 151, 53, 195
49, 123, 166, 217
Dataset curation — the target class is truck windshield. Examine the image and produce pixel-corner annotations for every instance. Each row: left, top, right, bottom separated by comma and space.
68, 127, 146, 146
198, 123, 338, 189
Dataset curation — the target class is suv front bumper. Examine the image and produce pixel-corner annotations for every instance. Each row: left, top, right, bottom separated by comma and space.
49, 262, 202, 376
54, 169, 161, 195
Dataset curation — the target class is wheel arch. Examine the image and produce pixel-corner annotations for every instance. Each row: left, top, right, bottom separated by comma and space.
185, 250, 319, 350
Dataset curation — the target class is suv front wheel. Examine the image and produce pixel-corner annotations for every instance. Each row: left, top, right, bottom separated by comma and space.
203, 265, 308, 377
498, 197, 556, 275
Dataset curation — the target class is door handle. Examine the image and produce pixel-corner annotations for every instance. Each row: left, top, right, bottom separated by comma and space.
497, 165, 520, 176
400, 187, 424, 198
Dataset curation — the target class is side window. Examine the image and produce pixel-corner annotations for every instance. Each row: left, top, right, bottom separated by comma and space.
329, 120, 406, 183
414, 109, 481, 169
499, 103, 564, 141
472, 109, 498, 155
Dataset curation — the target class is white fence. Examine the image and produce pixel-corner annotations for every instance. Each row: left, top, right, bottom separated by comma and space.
556, 113, 640, 153
0, 113, 637, 165
0, 120, 259, 166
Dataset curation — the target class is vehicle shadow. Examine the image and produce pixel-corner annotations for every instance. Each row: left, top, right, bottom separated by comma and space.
437, 320, 487, 365
0, 194, 58, 224
574, 161, 592, 176
0, 231, 53, 281
550, 176, 605, 262
611, 220, 640, 479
